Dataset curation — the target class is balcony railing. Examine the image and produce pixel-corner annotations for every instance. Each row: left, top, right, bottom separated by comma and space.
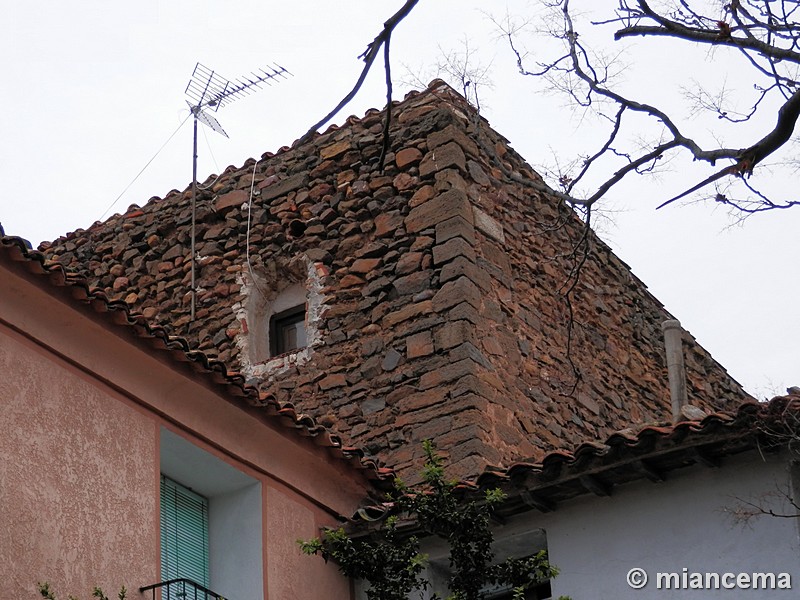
140, 578, 228, 600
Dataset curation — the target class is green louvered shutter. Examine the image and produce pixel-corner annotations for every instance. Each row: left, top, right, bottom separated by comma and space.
160, 475, 210, 594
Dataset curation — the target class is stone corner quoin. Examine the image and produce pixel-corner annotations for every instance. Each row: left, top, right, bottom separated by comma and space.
42, 82, 748, 481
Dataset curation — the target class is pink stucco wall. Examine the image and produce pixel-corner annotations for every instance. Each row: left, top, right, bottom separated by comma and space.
0, 325, 158, 599
266, 486, 352, 599
1, 260, 366, 600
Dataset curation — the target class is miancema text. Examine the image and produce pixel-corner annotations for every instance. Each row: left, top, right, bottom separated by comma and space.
658, 569, 791, 590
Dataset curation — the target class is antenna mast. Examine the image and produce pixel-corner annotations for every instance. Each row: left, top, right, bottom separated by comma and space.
184, 62, 290, 321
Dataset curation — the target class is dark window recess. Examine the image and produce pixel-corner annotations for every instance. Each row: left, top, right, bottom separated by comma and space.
269, 305, 307, 356
487, 580, 552, 599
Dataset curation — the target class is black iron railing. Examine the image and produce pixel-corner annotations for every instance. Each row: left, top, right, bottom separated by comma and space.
140, 578, 228, 600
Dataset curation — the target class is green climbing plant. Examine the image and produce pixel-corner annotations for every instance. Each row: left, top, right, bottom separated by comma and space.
300, 440, 570, 600
37, 582, 127, 600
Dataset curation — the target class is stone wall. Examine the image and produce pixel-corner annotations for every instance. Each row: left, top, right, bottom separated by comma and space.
44, 81, 747, 480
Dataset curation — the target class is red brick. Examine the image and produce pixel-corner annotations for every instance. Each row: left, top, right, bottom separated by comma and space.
382, 300, 433, 327
215, 189, 248, 213
435, 215, 476, 245
320, 139, 351, 160
350, 258, 381, 274
434, 169, 467, 193
395, 388, 448, 417
419, 141, 466, 177
395, 252, 423, 275
375, 211, 404, 237
467, 160, 491, 186
385, 385, 416, 406
395, 147, 423, 168
393, 173, 418, 191
409, 416, 454, 441
432, 276, 481, 313
309, 182, 334, 200
482, 336, 505, 357
434, 320, 476, 351
482, 240, 512, 274
336, 169, 357, 187
397, 104, 437, 124
406, 331, 434, 358
310, 160, 335, 178
260, 173, 308, 201
432, 237, 476, 265
440, 256, 492, 292
410, 236, 434, 252
339, 274, 366, 287
409, 185, 436, 208
319, 373, 347, 390
418, 358, 475, 390
578, 392, 602, 415
369, 176, 393, 190
392, 271, 430, 296
427, 124, 480, 157
405, 189, 472, 233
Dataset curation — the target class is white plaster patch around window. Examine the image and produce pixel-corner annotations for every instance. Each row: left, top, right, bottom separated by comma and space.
234, 259, 325, 379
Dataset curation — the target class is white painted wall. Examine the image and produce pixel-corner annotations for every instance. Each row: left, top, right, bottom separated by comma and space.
210, 484, 263, 600
240, 262, 326, 375
160, 428, 264, 600
405, 452, 799, 598
343, 451, 800, 599
493, 452, 800, 599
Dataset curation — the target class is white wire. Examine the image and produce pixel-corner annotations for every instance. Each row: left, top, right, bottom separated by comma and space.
99, 113, 191, 221
245, 158, 270, 297
197, 122, 224, 191
196, 171, 225, 191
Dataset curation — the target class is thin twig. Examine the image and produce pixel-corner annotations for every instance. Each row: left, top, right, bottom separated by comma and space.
298, 0, 420, 151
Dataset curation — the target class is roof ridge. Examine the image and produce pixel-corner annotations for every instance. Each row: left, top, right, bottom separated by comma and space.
40, 79, 466, 249
1, 224, 390, 486
476, 397, 769, 485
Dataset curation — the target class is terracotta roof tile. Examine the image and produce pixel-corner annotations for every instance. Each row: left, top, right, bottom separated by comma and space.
0, 226, 390, 486
466, 399, 780, 510
37, 80, 750, 481
352, 396, 795, 522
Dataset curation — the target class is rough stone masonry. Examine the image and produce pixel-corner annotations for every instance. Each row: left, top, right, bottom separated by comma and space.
43, 81, 747, 481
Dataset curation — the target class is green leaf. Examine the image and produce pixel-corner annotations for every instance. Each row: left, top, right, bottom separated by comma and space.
299, 442, 565, 600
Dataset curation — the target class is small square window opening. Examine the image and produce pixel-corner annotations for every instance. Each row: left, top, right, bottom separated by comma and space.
269, 305, 307, 356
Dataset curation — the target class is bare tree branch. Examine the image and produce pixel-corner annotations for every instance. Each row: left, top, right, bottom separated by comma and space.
298, 0, 421, 163
617, 0, 800, 64
494, 0, 800, 214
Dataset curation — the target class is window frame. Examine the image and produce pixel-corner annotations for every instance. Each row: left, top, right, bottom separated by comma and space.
268, 304, 307, 357
159, 428, 264, 600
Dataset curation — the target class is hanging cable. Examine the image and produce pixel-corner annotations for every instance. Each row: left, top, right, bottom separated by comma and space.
197, 122, 223, 190
99, 113, 191, 221
245, 158, 271, 298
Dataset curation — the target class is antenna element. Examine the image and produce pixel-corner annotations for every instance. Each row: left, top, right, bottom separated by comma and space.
183, 62, 290, 322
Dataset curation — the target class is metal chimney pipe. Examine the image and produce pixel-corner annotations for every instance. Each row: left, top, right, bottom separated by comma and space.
662, 319, 688, 421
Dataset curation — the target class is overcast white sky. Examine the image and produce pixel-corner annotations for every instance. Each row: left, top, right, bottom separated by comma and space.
1, 1, 796, 397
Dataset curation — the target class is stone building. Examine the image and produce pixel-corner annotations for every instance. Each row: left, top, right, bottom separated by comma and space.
43, 80, 746, 481
0, 226, 385, 600
6, 80, 797, 600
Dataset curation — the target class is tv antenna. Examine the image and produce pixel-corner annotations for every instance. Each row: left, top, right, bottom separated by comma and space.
184, 62, 290, 321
